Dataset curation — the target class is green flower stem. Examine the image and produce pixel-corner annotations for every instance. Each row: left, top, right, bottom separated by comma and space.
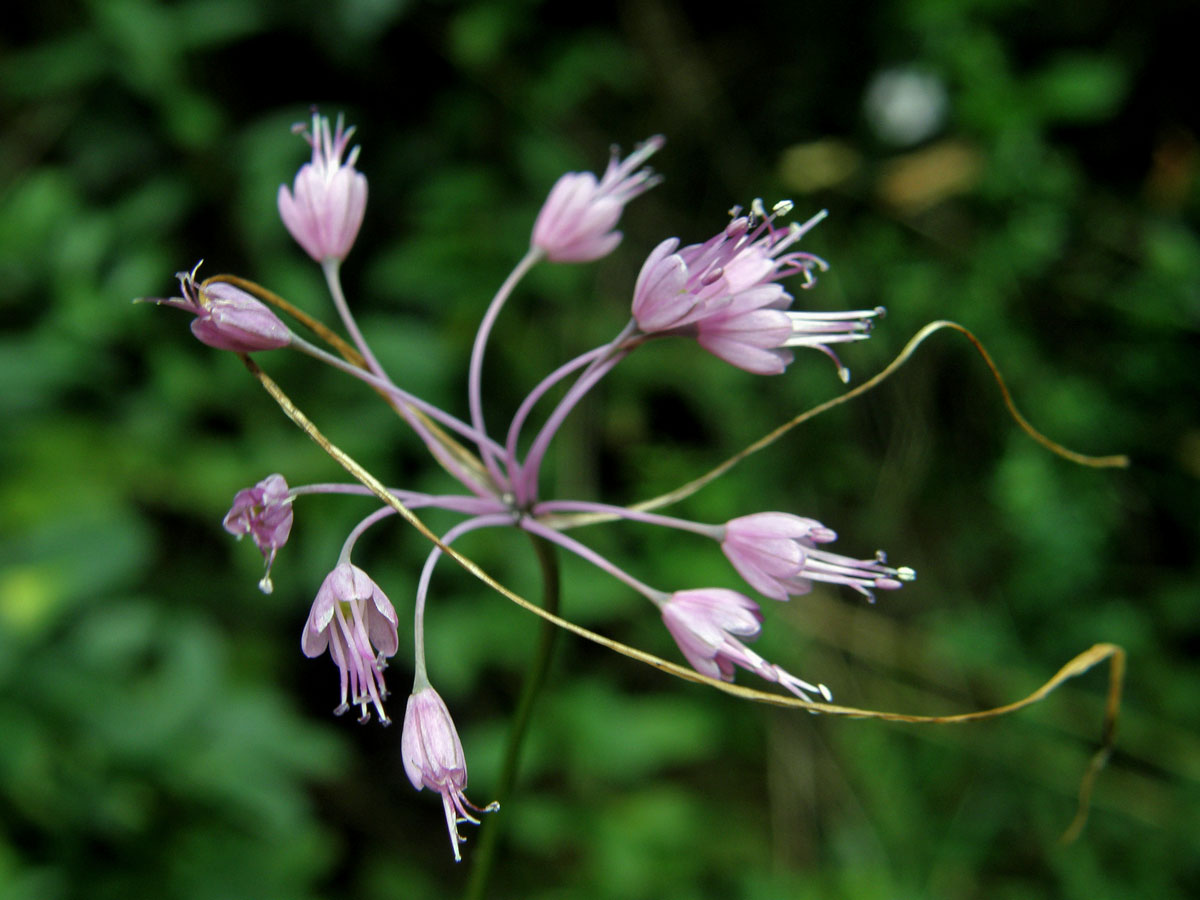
464, 533, 560, 900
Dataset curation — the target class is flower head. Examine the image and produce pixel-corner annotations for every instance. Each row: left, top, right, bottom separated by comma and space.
402, 685, 499, 862
223, 473, 293, 593
660, 588, 831, 703
721, 512, 916, 602
531, 135, 664, 262
142, 263, 292, 352
301, 563, 399, 724
278, 111, 368, 263
632, 202, 881, 379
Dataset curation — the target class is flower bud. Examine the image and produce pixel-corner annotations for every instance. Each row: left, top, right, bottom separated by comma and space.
531, 135, 664, 263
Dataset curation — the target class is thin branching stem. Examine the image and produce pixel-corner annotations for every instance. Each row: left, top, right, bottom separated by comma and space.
464, 534, 561, 900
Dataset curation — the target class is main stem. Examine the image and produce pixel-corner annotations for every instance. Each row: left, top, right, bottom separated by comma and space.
463, 533, 560, 900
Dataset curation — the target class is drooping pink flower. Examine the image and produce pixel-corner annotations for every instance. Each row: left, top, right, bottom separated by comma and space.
223, 473, 293, 593
278, 111, 368, 263
661, 587, 766, 682
721, 512, 916, 602
531, 135, 664, 262
301, 563, 399, 724
631, 202, 881, 378
402, 685, 499, 862
660, 588, 831, 703
142, 263, 292, 352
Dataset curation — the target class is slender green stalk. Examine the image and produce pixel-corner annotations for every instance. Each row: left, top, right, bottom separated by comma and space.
464, 533, 560, 900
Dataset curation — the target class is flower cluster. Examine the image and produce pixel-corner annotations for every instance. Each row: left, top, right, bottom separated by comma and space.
145, 111, 915, 860
631, 201, 883, 378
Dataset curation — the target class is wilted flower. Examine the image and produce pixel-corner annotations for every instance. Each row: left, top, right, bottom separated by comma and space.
278, 111, 368, 263
721, 512, 915, 602
301, 563, 399, 724
142, 263, 292, 352
223, 473, 293, 593
660, 587, 831, 702
402, 685, 499, 862
531, 135, 664, 262
632, 202, 880, 378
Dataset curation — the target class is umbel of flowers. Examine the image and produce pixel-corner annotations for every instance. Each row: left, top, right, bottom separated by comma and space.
143, 111, 915, 861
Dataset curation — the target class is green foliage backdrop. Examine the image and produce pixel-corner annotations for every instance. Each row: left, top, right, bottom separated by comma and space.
2, 1, 1197, 898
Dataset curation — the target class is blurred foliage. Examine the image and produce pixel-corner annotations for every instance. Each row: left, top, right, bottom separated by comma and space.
1, 0, 1197, 898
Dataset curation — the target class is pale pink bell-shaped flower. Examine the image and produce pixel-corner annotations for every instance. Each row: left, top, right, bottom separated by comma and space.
142, 263, 292, 352
302, 563, 399, 724
694, 305, 884, 377
660, 588, 831, 703
661, 587, 766, 682
632, 202, 881, 378
721, 512, 916, 602
278, 111, 368, 262
223, 473, 293, 593
402, 686, 499, 862
531, 135, 664, 262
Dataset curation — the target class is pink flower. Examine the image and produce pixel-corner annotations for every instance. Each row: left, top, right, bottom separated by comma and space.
660, 588, 831, 702
721, 512, 916, 602
661, 587, 766, 681
222, 473, 293, 593
631, 202, 881, 378
142, 263, 292, 352
277, 112, 368, 263
695, 305, 883, 377
531, 135, 664, 262
402, 686, 499, 862
301, 563, 399, 724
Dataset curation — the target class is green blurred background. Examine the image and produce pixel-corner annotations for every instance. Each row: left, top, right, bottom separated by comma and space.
2, 1, 1197, 898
